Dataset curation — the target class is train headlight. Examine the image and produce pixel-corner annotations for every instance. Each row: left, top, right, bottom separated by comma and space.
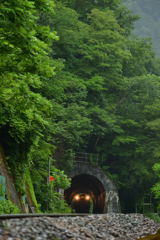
85, 195, 90, 201
74, 194, 80, 201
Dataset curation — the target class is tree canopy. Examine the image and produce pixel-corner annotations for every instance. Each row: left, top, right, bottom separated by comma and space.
1, 0, 160, 213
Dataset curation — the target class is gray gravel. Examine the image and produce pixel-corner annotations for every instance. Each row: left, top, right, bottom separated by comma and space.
0, 214, 159, 240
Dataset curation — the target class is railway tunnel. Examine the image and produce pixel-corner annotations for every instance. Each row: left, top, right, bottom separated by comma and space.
64, 163, 120, 213
65, 174, 105, 213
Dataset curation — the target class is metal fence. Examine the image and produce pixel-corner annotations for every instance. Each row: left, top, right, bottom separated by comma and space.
74, 152, 104, 167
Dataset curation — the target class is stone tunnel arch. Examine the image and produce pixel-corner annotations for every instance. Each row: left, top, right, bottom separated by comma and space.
64, 163, 120, 213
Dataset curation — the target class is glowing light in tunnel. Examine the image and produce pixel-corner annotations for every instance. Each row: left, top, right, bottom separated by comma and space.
74, 194, 80, 201
85, 195, 90, 201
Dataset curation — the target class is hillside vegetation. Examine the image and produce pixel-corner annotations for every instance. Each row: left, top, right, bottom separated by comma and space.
1, 0, 160, 213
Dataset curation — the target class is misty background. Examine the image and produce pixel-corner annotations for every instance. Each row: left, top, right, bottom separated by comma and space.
123, 0, 160, 56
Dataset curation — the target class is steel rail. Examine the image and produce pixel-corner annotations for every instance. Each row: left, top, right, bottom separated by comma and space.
0, 213, 89, 220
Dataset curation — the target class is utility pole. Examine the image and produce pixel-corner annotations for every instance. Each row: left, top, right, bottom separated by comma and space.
47, 157, 51, 184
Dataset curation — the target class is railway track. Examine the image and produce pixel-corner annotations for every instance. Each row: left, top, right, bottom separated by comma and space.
0, 213, 158, 240
0, 213, 88, 220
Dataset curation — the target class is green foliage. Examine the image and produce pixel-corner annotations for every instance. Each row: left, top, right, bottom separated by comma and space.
47, 167, 72, 212
66, 0, 121, 21
0, 0, 58, 210
1, 0, 160, 214
152, 164, 160, 211
31, 165, 71, 213
0, 0, 56, 152
50, 167, 71, 190
42, 0, 160, 212
123, 38, 158, 77
146, 213, 160, 223
48, 192, 72, 213
0, 200, 20, 214
51, 4, 131, 160
25, 169, 39, 211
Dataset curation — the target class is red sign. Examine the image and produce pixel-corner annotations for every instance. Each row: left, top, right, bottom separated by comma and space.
49, 176, 55, 182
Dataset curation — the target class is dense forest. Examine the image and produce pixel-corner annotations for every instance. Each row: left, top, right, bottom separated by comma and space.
1, 0, 160, 214
123, 0, 160, 56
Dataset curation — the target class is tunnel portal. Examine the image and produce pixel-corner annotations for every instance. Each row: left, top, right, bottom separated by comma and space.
64, 174, 105, 213
65, 163, 120, 213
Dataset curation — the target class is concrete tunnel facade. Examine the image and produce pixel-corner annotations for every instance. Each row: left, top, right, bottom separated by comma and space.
64, 163, 120, 213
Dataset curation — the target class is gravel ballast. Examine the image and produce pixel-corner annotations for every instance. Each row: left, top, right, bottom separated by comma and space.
0, 214, 159, 240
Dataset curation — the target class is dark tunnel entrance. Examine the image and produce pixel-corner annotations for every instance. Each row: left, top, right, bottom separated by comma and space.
64, 174, 106, 213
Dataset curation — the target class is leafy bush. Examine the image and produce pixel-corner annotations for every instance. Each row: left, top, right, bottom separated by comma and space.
48, 192, 72, 213
46, 167, 72, 213
33, 165, 72, 213
50, 167, 71, 190
146, 213, 160, 223
0, 200, 20, 214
